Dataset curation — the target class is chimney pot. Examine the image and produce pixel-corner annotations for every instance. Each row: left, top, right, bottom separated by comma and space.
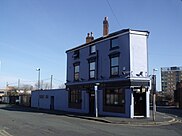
91, 32, 93, 37
103, 17, 109, 36
90, 32, 94, 41
86, 32, 94, 43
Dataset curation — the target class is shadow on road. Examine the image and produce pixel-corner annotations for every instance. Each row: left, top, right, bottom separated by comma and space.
0, 104, 55, 114
0, 104, 110, 122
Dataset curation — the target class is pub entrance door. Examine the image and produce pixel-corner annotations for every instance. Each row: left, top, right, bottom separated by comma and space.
89, 91, 95, 115
134, 91, 146, 117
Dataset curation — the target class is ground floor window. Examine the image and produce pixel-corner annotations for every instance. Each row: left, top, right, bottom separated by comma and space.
69, 90, 82, 109
103, 88, 125, 113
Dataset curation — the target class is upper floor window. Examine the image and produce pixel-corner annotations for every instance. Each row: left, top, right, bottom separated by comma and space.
73, 50, 80, 59
89, 61, 96, 79
74, 63, 80, 81
110, 56, 119, 76
90, 45, 96, 54
110, 38, 119, 49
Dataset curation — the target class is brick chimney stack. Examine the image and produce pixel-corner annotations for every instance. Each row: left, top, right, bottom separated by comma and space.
103, 17, 109, 36
86, 32, 94, 43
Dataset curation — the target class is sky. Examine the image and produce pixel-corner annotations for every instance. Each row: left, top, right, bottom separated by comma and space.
0, 0, 182, 90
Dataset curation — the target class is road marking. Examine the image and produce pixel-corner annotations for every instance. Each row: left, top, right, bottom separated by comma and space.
0, 130, 13, 136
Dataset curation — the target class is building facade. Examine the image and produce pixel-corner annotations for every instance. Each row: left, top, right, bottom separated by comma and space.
31, 89, 68, 111
0, 89, 5, 103
161, 66, 182, 92
65, 18, 150, 118
174, 81, 182, 108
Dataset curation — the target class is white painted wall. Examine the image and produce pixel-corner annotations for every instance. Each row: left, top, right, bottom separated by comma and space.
146, 90, 150, 117
129, 89, 134, 118
130, 31, 148, 77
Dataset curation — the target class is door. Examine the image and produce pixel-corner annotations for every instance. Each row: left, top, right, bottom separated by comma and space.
50, 96, 54, 110
89, 91, 95, 115
134, 91, 146, 116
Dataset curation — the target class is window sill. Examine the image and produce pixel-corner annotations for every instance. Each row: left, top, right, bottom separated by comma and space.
88, 78, 96, 81
73, 80, 80, 82
110, 75, 120, 78
110, 46, 119, 51
104, 104, 124, 107
89, 52, 96, 56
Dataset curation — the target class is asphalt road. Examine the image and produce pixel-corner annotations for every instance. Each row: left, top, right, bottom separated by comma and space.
0, 104, 182, 136
157, 106, 182, 119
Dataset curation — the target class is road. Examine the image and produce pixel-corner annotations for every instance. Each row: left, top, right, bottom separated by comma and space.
157, 106, 182, 119
0, 104, 182, 136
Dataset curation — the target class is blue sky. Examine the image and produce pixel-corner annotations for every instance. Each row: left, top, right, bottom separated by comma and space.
0, 0, 182, 90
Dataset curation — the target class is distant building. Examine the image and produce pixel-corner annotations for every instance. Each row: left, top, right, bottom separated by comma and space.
174, 81, 182, 108
0, 89, 5, 103
161, 66, 182, 91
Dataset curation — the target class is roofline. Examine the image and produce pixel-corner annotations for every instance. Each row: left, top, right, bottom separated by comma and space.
66, 29, 149, 53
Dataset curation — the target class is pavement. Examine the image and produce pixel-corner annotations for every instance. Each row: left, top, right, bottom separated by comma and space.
62, 111, 180, 126
1, 104, 181, 126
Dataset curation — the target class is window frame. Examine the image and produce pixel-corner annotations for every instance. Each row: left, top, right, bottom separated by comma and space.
74, 63, 80, 81
68, 89, 82, 109
89, 61, 96, 79
69, 90, 82, 104
104, 88, 125, 106
110, 38, 119, 50
73, 50, 80, 59
110, 56, 119, 77
90, 45, 96, 54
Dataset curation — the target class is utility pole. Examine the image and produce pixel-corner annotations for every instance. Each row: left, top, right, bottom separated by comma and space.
36, 68, 40, 90
18, 79, 20, 92
50, 75, 53, 89
152, 69, 158, 121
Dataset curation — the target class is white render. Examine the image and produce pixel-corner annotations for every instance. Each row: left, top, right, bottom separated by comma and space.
129, 30, 149, 78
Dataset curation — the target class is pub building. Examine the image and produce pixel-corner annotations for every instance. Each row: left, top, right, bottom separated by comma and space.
65, 17, 150, 118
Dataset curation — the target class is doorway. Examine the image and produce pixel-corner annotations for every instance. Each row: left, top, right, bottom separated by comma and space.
50, 96, 54, 110
133, 91, 146, 117
89, 91, 95, 115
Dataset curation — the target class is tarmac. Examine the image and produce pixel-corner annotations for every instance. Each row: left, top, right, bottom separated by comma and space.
27, 107, 181, 126
60, 111, 180, 126
2, 104, 181, 126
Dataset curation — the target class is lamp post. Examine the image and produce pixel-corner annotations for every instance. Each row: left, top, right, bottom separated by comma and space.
152, 68, 158, 121
94, 83, 100, 118
36, 68, 40, 109
36, 68, 40, 90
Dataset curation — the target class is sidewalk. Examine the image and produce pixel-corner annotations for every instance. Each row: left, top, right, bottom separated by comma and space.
29, 107, 179, 126
2, 104, 179, 126
62, 111, 178, 126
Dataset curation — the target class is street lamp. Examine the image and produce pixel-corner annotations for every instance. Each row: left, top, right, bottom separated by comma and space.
94, 83, 100, 118
36, 68, 41, 109
36, 68, 40, 90
152, 68, 158, 121
153, 68, 158, 75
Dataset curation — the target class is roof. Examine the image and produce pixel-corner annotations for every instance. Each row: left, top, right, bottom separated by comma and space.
161, 66, 182, 71
66, 29, 149, 53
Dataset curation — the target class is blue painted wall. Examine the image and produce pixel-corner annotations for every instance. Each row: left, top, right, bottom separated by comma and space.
31, 89, 90, 114
66, 33, 130, 82
31, 89, 68, 110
